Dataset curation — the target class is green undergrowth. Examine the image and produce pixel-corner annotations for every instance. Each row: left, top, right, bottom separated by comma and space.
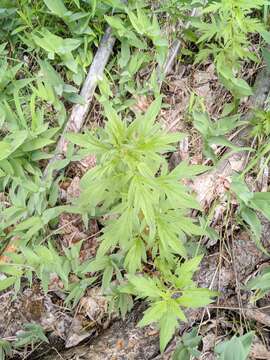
1, 0, 270, 358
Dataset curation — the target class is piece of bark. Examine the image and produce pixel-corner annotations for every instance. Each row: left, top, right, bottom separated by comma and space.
192, 67, 270, 207
43, 27, 115, 179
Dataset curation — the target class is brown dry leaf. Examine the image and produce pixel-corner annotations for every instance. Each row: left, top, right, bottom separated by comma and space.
58, 212, 99, 261
234, 231, 268, 280
195, 254, 234, 299
79, 287, 108, 325
59, 213, 88, 247
44, 303, 160, 360
64, 288, 111, 348
66, 155, 96, 202
0, 287, 73, 343
65, 317, 93, 348
202, 332, 216, 354
131, 95, 151, 113
66, 176, 81, 202
251, 341, 270, 359
116, 339, 125, 350
0, 243, 17, 263
191, 172, 230, 209
79, 154, 96, 174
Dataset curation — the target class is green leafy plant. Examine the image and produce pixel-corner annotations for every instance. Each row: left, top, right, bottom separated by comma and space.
0, 240, 97, 307
121, 257, 216, 352
214, 331, 254, 360
193, 0, 267, 97
231, 176, 270, 254
250, 109, 270, 139
0, 339, 12, 360
67, 95, 217, 351
190, 96, 247, 161
0, 1, 249, 356
14, 323, 49, 349
0, 324, 48, 359
246, 266, 270, 302
67, 97, 208, 267
172, 327, 202, 360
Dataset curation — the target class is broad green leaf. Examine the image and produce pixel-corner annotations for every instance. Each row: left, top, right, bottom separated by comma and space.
124, 238, 146, 274
138, 301, 167, 327
140, 96, 162, 132
215, 332, 254, 360
241, 207, 262, 242
81, 256, 109, 273
44, 0, 68, 17
127, 275, 163, 299
176, 256, 203, 277
247, 269, 270, 291
231, 176, 253, 205
250, 192, 270, 221
126, 9, 144, 35
15, 216, 42, 232
170, 162, 210, 179
260, 30, 270, 44
159, 311, 178, 352
33, 29, 81, 55
177, 292, 215, 308
0, 276, 16, 291
102, 264, 113, 292
105, 15, 125, 31
21, 137, 55, 152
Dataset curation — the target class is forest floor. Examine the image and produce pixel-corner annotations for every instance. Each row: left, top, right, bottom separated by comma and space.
1, 1, 270, 360
1, 62, 270, 360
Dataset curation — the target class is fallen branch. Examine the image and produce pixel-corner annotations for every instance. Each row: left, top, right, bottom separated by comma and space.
158, 8, 199, 80
43, 27, 115, 179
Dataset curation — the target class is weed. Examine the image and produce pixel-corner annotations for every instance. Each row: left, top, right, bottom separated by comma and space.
246, 266, 270, 302
192, 0, 268, 97
172, 327, 202, 359
67, 93, 217, 350
0, 0, 269, 356
215, 331, 254, 360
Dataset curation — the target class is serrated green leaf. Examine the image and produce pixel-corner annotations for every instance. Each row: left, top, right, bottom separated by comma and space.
127, 275, 163, 299
159, 311, 178, 352
138, 301, 167, 327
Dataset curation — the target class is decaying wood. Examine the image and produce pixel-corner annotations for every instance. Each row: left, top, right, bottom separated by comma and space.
192, 67, 270, 207
43, 27, 115, 179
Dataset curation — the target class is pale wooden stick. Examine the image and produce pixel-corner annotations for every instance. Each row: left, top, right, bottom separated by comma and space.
161, 8, 199, 78
43, 27, 115, 179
